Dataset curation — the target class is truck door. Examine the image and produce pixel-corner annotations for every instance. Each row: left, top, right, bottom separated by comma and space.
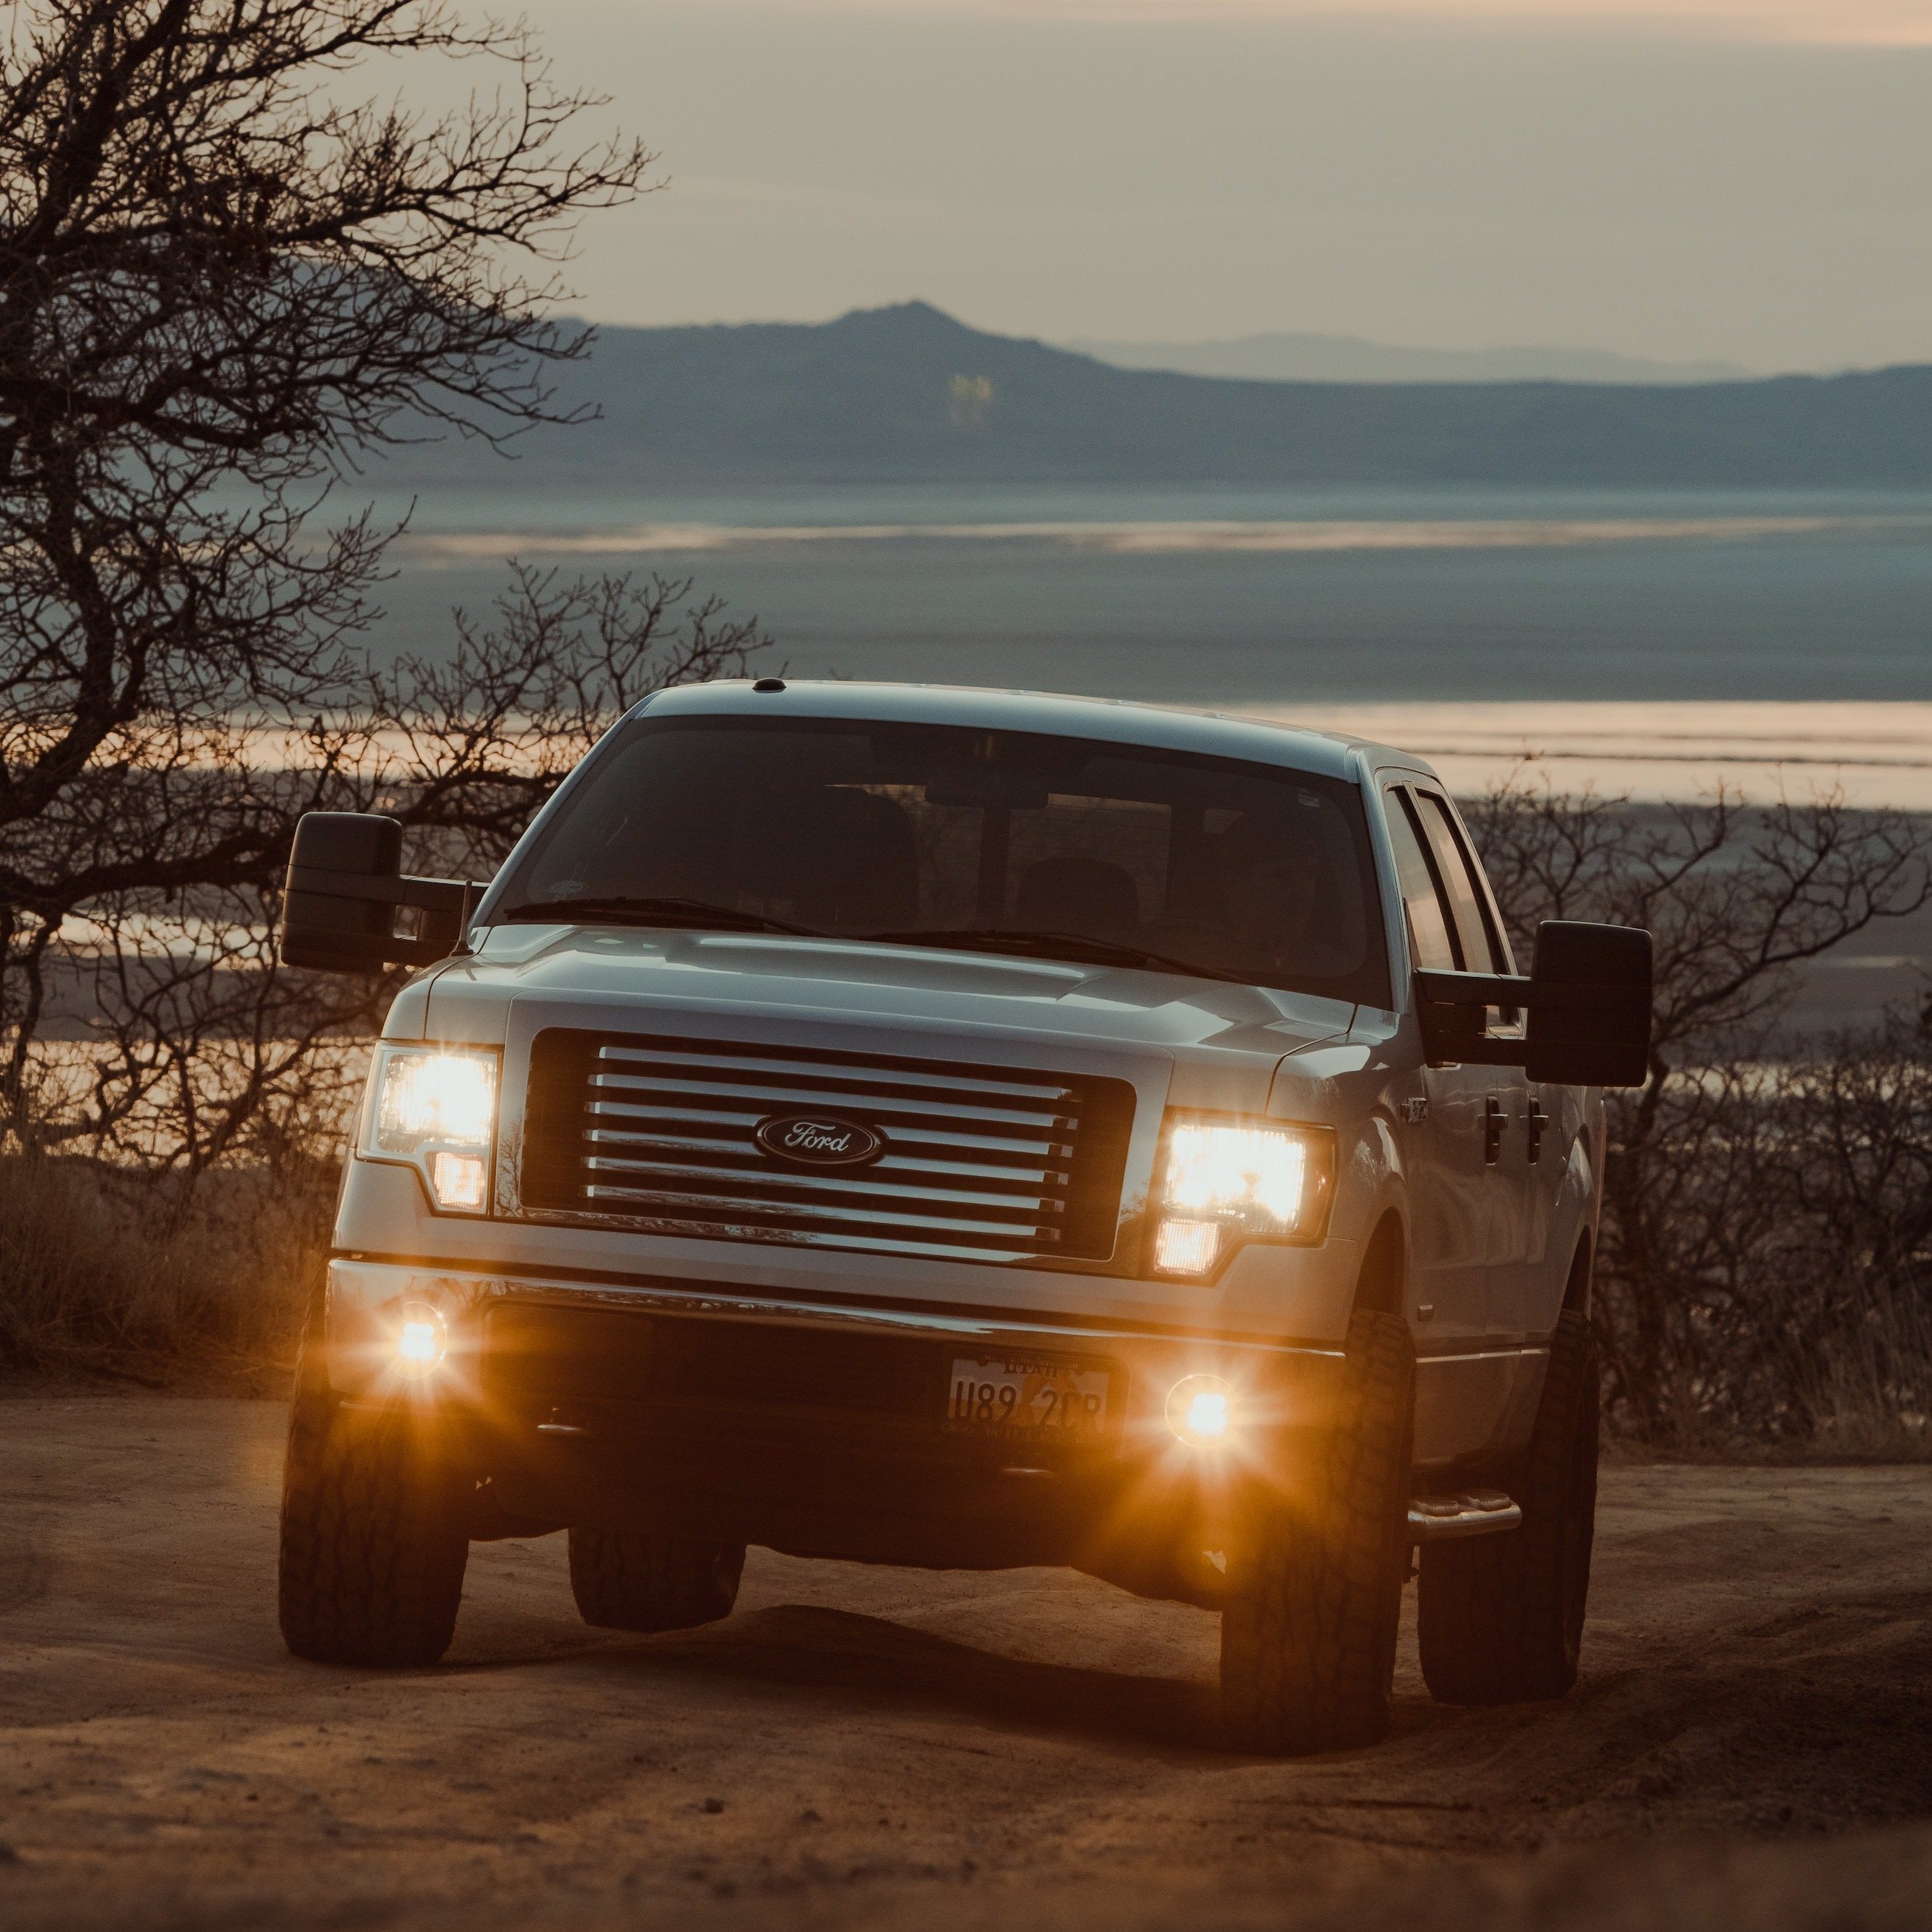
1381, 786, 1496, 1349
1404, 787, 1536, 1342
1409, 789, 1575, 1340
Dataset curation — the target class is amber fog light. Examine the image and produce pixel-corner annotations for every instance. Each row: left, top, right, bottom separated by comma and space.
392, 1301, 448, 1375
1155, 1218, 1222, 1275
429, 1150, 487, 1211
1167, 1374, 1236, 1450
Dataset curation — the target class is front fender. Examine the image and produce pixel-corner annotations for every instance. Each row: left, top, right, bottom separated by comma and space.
1532, 1089, 1602, 1337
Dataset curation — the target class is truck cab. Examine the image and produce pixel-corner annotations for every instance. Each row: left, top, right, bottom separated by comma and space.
275, 681, 1650, 1753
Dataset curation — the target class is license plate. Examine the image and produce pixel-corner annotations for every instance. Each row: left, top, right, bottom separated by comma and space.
946, 1355, 1112, 1440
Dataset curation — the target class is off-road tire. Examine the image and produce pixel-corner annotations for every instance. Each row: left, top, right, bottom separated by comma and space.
1417, 1307, 1599, 1705
1220, 1308, 1415, 1754
568, 1526, 746, 1633
277, 1384, 471, 1667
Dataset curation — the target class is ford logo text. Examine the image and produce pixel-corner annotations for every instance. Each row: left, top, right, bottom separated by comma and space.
754, 1112, 885, 1168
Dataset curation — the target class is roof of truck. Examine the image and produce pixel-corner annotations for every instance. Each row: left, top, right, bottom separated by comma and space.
638, 680, 1439, 784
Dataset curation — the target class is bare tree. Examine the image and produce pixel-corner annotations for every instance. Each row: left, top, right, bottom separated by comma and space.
353, 563, 772, 877
0, 558, 766, 1372
13, 565, 767, 1178
0, 0, 651, 1136
1465, 773, 1932, 1440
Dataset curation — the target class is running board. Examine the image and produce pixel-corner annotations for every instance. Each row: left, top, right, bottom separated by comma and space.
1408, 1490, 1522, 1543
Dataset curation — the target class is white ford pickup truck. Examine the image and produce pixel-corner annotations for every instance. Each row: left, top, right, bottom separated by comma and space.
275, 680, 1650, 1754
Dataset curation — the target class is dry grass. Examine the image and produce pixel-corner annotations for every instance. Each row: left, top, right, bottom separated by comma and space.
1605, 1307, 1932, 1466
1785, 1301, 1932, 1463
0, 1154, 332, 1388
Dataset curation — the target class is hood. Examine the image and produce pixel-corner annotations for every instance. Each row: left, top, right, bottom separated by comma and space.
411, 924, 1356, 1063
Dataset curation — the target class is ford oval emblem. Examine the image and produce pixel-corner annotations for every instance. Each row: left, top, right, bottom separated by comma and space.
754, 1112, 885, 1168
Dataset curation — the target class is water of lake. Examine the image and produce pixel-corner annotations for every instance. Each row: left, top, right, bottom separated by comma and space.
368, 482, 1932, 711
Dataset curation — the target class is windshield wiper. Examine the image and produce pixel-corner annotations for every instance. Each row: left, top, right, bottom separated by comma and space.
497, 895, 826, 938
864, 927, 1251, 983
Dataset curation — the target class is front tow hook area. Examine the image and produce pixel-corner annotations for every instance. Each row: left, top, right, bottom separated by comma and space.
1407, 1490, 1522, 1543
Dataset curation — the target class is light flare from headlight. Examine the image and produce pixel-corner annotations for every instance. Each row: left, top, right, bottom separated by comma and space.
392, 1302, 448, 1375
1167, 1374, 1237, 1450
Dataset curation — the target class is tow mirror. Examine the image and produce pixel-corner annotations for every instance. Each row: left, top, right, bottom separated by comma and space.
278, 812, 480, 974
1414, 919, 1653, 1089
1523, 920, 1653, 1086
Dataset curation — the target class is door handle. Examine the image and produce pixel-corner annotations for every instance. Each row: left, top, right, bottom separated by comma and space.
1526, 1095, 1550, 1165
1483, 1094, 1507, 1165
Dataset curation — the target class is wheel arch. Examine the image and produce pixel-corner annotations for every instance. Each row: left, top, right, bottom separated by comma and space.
1350, 1209, 1408, 1316
1563, 1229, 1594, 1317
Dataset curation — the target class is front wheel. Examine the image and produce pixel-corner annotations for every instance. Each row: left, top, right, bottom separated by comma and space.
1417, 1307, 1599, 1704
278, 1382, 471, 1667
1219, 1308, 1415, 1754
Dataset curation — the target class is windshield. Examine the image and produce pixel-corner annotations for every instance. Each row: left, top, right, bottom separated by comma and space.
495, 714, 1390, 1005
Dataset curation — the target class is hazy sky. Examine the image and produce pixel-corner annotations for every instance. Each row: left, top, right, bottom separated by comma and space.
508, 2, 1932, 366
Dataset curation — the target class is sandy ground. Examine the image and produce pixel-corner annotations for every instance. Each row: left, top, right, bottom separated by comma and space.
1, 1396, 1928, 1932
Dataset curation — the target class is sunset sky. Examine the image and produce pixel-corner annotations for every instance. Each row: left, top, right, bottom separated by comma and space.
659, 2, 1932, 36
522, 2, 1932, 365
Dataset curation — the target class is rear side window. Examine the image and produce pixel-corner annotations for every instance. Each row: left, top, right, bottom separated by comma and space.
1384, 790, 1460, 972
1412, 791, 1509, 975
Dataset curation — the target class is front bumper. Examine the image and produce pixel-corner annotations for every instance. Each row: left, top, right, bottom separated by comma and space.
323, 1258, 1348, 1579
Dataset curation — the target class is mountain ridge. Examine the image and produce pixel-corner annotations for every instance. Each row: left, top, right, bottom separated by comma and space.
373, 302, 1932, 490
1061, 330, 1751, 386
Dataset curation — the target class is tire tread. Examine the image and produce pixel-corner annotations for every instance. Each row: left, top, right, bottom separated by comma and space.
278, 1393, 469, 1668
1220, 1308, 1415, 1754
1417, 1307, 1600, 1705
568, 1526, 745, 1634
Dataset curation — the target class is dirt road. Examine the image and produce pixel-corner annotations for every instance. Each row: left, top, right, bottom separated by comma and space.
2, 1396, 1928, 1931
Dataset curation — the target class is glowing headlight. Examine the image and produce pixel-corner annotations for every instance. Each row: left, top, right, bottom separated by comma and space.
1153, 1116, 1334, 1277
361, 1046, 499, 1214
375, 1050, 495, 1145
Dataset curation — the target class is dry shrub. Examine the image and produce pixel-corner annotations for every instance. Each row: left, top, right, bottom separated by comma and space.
0, 7, 733, 1385
0, 1154, 334, 1381
1469, 775, 1932, 1458
1621, 1030, 1932, 1459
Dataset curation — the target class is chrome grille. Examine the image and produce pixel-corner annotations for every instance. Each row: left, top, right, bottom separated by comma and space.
520, 1030, 1135, 1264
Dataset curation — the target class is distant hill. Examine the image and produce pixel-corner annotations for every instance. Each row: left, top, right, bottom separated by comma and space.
1061, 332, 1751, 386
376, 302, 1932, 491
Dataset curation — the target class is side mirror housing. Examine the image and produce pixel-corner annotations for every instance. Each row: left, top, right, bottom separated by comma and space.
279, 812, 476, 974
1414, 919, 1653, 1089
1523, 919, 1652, 1087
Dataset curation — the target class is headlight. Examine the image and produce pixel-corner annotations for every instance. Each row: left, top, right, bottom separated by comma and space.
360, 1045, 499, 1214
1152, 1115, 1335, 1278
